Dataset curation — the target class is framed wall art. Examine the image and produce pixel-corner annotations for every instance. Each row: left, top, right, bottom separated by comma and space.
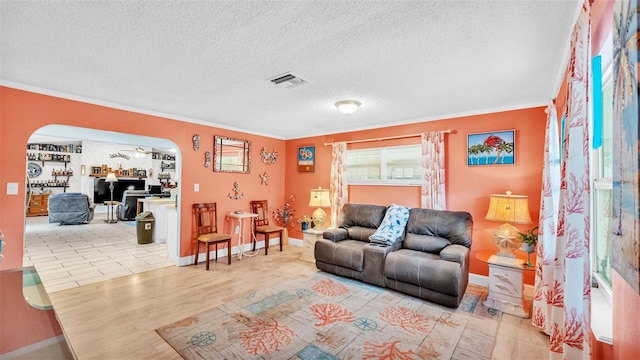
298, 145, 315, 172
467, 130, 515, 166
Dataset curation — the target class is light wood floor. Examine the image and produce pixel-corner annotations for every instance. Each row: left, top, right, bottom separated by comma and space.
48, 247, 549, 360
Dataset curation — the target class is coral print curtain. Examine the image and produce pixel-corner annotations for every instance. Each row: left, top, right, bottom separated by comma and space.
329, 142, 348, 228
532, 2, 591, 359
421, 131, 446, 210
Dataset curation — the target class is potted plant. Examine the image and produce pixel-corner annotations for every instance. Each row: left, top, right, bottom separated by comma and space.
518, 226, 538, 266
298, 214, 311, 231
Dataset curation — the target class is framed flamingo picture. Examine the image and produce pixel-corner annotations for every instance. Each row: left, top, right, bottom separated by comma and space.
467, 130, 515, 166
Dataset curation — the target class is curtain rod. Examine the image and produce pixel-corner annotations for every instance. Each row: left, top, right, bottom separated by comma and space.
323, 129, 452, 146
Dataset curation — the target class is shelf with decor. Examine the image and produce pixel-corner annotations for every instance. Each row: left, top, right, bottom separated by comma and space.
89, 165, 147, 178
27, 143, 82, 154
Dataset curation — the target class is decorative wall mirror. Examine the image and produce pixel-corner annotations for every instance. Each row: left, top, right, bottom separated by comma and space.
213, 136, 251, 173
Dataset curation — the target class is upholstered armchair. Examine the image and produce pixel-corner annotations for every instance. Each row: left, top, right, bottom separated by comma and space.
117, 190, 149, 221
48, 192, 95, 225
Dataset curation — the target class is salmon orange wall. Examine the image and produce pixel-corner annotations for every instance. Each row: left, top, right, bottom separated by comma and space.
0, 87, 285, 270
285, 106, 546, 284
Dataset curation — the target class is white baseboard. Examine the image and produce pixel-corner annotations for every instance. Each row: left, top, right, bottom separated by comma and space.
178, 237, 303, 266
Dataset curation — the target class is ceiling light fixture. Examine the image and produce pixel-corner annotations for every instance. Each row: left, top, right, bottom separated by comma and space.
335, 100, 361, 115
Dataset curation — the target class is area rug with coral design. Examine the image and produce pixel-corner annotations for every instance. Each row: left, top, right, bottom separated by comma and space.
156, 272, 502, 359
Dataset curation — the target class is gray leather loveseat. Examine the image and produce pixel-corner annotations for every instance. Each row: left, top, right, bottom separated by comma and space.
315, 203, 473, 308
48, 192, 95, 225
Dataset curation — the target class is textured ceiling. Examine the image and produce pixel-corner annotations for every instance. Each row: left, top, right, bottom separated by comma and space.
1, 1, 580, 140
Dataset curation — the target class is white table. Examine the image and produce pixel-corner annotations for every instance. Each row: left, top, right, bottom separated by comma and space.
476, 250, 534, 318
226, 212, 258, 259
301, 229, 323, 263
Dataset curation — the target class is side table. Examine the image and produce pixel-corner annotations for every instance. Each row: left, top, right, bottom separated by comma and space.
104, 201, 121, 224
226, 211, 258, 260
475, 250, 535, 318
301, 229, 323, 263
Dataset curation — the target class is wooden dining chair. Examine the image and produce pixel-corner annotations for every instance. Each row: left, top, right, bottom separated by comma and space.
193, 203, 232, 270
250, 200, 283, 255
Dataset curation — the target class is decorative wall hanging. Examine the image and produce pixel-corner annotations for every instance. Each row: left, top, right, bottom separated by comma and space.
27, 162, 42, 178
298, 145, 315, 172
192, 134, 200, 151
204, 151, 211, 168
260, 147, 278, 165
213, 136, 251, 173
466, 130, 515, 166
228, 181, 244, 200
259, 172, 271, 185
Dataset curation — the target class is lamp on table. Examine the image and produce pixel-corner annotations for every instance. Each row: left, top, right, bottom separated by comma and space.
309, 187, 331, 230
105, 172, 118, 224
485, 191, 532, 258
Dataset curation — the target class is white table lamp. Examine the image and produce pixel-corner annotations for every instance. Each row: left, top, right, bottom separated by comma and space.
485, 191, 532, 257
309, 187, 331, 230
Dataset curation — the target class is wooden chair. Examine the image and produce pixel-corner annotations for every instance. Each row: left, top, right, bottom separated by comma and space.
250, 200, 283, 255
193, 203, 232, 270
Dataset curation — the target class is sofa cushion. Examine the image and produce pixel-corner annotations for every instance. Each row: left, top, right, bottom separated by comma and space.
402, 233, 450, 253
385, 249, 461, 296
405, 208, 473, 248
315, 239, 367, 272
369, 203, 409, 245
339, 204, 387, 229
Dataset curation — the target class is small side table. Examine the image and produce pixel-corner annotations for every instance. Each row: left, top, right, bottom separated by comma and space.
226, 212, 258, 260
104, 201, 121, 224
475, 250, 535, 318
301, 229, 323, 263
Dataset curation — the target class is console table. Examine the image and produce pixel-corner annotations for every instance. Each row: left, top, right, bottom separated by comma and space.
475, 250, 535, 318
301, 229, 323, 263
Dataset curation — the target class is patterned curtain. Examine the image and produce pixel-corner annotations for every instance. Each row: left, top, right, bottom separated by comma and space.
533, 2, 591, 358
532, 99, 561, 335
329, 142, 348, 228
420, 131, 446, 210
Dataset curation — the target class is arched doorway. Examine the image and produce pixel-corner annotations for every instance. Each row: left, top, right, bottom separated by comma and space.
24, 125, 182, 291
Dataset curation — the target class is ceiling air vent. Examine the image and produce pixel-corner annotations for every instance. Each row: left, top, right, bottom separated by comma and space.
268, 72, 310, 89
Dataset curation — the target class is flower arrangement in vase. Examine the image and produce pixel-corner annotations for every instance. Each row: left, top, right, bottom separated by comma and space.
518, 226, 538, 267
271, 195, 296, 228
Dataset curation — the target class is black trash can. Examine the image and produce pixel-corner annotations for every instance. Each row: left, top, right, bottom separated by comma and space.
135, 211, 154, 244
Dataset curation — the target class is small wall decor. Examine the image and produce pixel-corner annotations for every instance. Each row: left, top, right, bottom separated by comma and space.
228, 181, 244, 200
204, 151, 211, 168
260, 147, 278, 165
467, 130, 515, 166
259, 172, 271, 185
298, 145, 315, 172
192, 134, 200, 151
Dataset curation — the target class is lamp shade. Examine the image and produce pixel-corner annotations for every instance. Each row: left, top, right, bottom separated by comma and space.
485, 193, 532, 224
105, 172, 118, 183
309, 188, 331, 207
335, 100, 361, 115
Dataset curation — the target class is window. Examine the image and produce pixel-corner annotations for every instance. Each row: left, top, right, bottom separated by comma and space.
347, 145, 422, 185
591, 33, 613, 292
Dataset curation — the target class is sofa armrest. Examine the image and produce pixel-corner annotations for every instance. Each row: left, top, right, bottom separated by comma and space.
323, 228, 349, 242
439, 244, 469, 267
362, 242, 401, 287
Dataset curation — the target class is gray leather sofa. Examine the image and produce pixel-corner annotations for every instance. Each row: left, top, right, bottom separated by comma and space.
48, 192, 95, 225
315, 203, 473, 308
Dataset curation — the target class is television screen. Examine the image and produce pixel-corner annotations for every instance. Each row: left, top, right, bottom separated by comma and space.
94, 178, 145, 203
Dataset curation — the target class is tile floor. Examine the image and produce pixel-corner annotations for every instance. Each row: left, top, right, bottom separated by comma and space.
23, 209, 174, 293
